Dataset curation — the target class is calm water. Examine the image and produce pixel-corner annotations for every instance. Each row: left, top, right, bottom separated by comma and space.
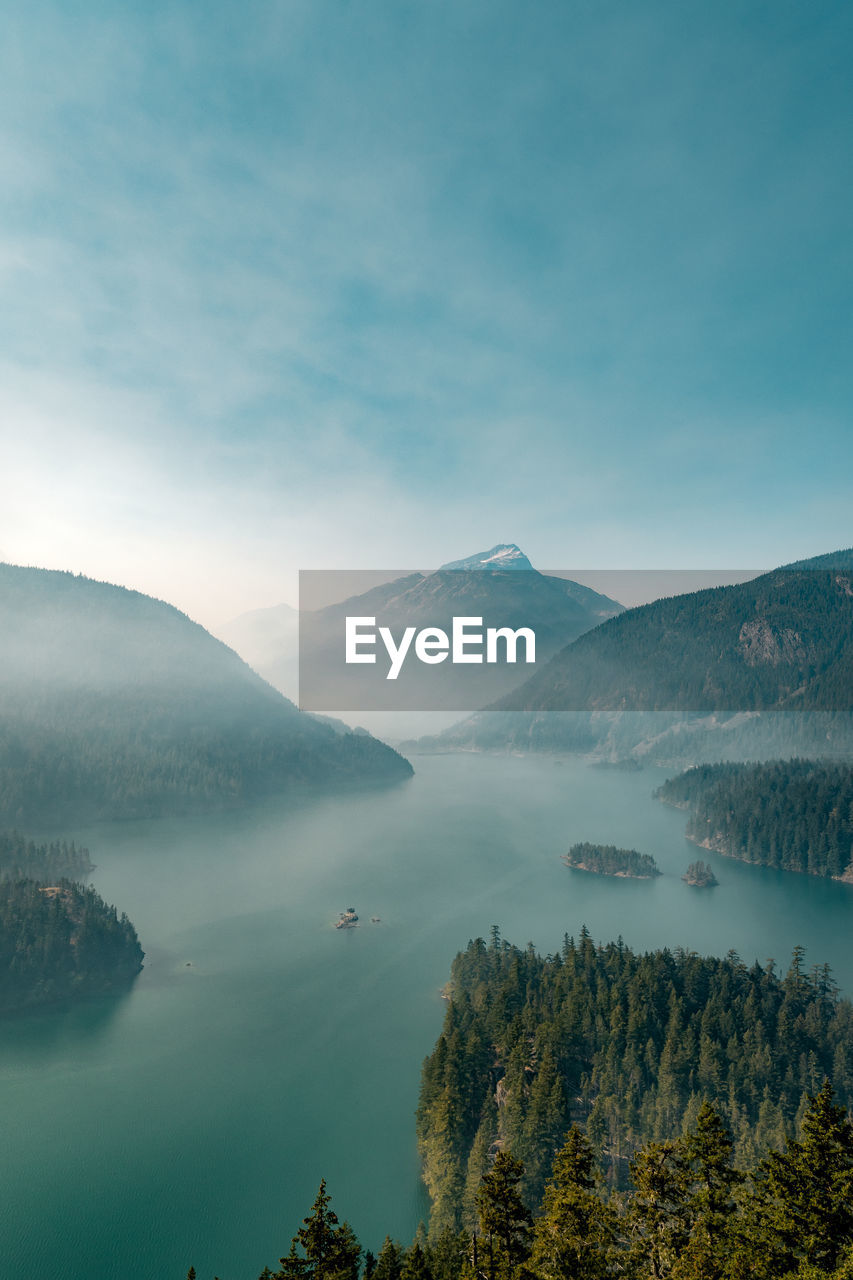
1, 753, 852, 1280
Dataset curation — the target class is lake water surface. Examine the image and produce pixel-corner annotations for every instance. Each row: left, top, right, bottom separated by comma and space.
1, 753, 852, 1279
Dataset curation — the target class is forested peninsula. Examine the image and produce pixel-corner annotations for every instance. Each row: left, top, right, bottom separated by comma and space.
563, 842, 660, 878
0, 878, 143, 1013
0, 827, 143, 1014
186, 925, 853, 1280
657, 760, 853, 880
416, 930, 853, 1231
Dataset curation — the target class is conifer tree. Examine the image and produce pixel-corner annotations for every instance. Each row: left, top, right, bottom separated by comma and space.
400, 1242, 433, 1280
423, 1227, 469, 1280
273, 1180, 361, 1280
373, 1237, 403, 1280
474, 1151, 532, 1280
520, 1047, 568, 1205
464, 1116, 497, 1230
627, 1139, 690, 1278
530, 1127, 615, 1280
475, 1152, 532, 1280
756, 1081, 853, 1275
672, 1103, 741, 1280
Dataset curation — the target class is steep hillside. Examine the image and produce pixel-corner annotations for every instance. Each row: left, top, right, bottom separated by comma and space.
496, 565, 853, 714
416, 552, 853, 760
0, 564, 412, 824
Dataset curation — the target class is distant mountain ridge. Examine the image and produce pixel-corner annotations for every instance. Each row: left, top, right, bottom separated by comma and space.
297, 548, 625, 710
0, 564, 412, 825
223, 547, 624, 710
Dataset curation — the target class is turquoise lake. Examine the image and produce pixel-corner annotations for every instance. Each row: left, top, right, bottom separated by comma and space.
1, 753, 852, 1279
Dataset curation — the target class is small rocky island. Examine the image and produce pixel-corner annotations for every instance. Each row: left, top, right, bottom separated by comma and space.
682, 859, 719, 887
563, 842, 661, 879
335, 908, 383, 928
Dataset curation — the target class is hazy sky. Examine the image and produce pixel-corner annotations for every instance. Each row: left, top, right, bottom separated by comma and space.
1, 1, 851, 627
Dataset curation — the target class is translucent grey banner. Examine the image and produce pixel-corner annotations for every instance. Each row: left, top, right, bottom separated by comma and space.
293, 564, 853, 714
298, 565, 850, 716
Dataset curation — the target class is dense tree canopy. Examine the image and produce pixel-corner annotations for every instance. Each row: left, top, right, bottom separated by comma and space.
0, 878, 143, 1013
0, 829, 93, 881
564, 842, 660, 877
416, 930, 853, 1230
658, 760, 853, 879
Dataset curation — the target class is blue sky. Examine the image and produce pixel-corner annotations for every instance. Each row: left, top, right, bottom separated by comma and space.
0, 0, 851, 624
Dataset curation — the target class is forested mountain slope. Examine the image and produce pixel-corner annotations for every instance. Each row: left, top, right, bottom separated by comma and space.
417, 552, 853, 761
0, 564, 412, 824
497, 564, 853, 714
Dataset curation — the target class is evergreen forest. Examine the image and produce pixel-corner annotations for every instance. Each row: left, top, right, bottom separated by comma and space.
563, 843, 661, 877
0, 877, 144, 1013
657, 760, 853, 879
416, 931, 853, 1228
0, 829, 94, 881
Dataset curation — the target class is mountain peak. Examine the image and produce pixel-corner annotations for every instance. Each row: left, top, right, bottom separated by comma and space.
439, 544, 534, 572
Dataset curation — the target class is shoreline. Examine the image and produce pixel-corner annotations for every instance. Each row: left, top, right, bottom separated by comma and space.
684, 831, 853, 885
563, 858, 659, 880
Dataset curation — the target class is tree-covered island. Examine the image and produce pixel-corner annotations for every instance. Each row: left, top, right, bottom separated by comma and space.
563, 842, 661, 878
682, 858, 719, 887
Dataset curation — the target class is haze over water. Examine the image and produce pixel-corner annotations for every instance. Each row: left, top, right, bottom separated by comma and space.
1, 754, 851, 1280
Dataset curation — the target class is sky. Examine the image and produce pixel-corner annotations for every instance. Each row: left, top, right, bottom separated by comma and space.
0, 0, 851, 628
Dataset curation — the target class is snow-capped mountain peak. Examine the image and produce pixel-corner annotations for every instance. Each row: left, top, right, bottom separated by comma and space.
438, 544, 534, 572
